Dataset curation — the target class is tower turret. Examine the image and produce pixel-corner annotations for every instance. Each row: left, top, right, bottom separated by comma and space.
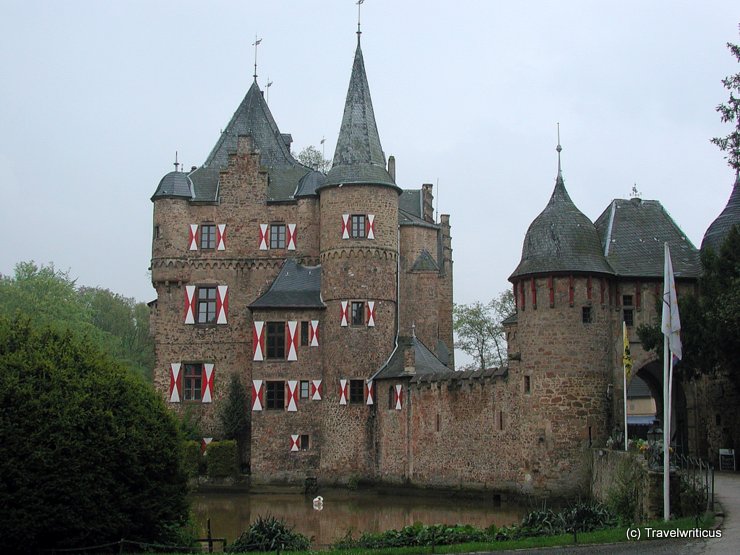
701, 172, 740, 254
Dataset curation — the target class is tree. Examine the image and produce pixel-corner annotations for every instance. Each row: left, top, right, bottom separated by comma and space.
219, 373, 249, 441
453, 289, 515, 370
295, 145, 331, 173
711, 27, 740, 172
0, 316, 190, 552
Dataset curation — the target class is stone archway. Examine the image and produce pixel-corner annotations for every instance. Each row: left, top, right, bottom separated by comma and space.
635, 360, 689, 455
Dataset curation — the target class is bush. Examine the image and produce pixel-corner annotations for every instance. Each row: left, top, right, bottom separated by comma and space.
207, 440, 238, 478
183, 440, 203, 477
606, 457, 644, 524
0, 316, 190, 552
227, 514, 310, 552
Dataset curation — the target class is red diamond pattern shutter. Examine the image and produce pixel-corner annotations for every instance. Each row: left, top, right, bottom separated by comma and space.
184, 286, 196, 324
311, 379, 322, 400
200, 437, 213, 454
290, 434, 300, 452
252, 321, 265, 361
189, 224, 198, 251
365, 380, 374, 405
259, 224, 269, 250
366, 214, 375, 239
286, 321, 298, 361
287, 223, 297, 250
169, 363, 182, 403
340, 301, 349, 326
202, 363, 214, 403
339, 379, 348, 405
217, 224, 226, 251
251, 379, 264, 411
216, 286, 228, 324
394, 384, 403, 410
286, 380, 298, 411
341, 214, 350, 239
310, 320, 319, 346
366, 301, 376, 327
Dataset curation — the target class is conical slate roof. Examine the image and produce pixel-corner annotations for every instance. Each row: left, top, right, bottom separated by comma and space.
151, 170, 194, 200
321, 39, 397, 191
510, 173, 614, 280
701, 173, 740, 254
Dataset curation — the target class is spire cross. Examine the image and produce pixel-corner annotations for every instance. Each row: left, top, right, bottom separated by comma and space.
356, 0, 365, 40
252, 35, 262, 81
556, 122, 563, 176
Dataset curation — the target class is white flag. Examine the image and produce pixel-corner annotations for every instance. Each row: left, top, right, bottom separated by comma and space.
661, 243, 682, 360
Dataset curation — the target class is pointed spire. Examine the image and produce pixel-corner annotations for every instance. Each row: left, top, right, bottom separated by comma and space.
556, 123, 563, 180
356, 0, 364, 42
322, 36, 398, 190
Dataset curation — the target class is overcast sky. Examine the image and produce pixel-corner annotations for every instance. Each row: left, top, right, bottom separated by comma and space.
1, 1, 738, 312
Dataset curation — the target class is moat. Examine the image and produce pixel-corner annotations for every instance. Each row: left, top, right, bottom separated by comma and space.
191, 488, 525, 549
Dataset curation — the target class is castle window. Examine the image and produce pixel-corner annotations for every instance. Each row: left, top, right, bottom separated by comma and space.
299, 434, 310, 450
266, 322, 286, 359
350, 215, 366, 239
183, 363, 202, 401
351, 301, 365, 326
349, 380, 364, 404
388, 385, 395, 410
270, 223, 286, 249
524, 375, 531, 394
300, 321, 310, 346
300, 380, 310, 399
622, 295, 634, 327
154, 225, 160, 240
197, 287, 217, 324
200, 224, 216, 249
582, 306, 592, 323
265, 380, 285, 410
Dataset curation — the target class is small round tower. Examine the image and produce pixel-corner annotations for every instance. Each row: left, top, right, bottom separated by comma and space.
701, 172, 740, 254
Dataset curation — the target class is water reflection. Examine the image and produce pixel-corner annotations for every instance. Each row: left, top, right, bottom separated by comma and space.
191, 489, 524, 549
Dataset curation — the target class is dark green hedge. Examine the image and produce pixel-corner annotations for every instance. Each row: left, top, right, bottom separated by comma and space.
207, 440, 238, 478
183, 440, 203, 477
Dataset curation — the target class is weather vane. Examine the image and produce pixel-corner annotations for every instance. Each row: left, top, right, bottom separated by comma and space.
356, 0, 365, 38
556, 122, 562, 175
266, 78, 273, 104
252, 35, 262, 80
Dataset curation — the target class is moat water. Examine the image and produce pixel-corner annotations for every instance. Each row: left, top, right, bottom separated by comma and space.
191, 488, 525, 549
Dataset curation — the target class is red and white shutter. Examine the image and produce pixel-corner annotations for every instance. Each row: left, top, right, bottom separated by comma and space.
184, 286, 196, 324
310, 320, 319, 346
394, 384, 403, 410
202, 363, 214, 403
217, 224, 226, 251
366, 214, 375, 240
340, 301, 349, 327
286, 380, 298, 412
252, 321, 265, 361
287, 223, 297, 250
311, 380, 322, 401
216, 286, 228, 324
169, 363, 182, 403
339, 379, 348, 405
251, 379, 264, 411
290, 434, 300, 452
189, 224, 199, 251
365, 380, 374, 405
286, 321, 298, 361
200, 437, 213, 454
366, 301, 376, 327
341, 214, 350, 239
259, 224, 269, 250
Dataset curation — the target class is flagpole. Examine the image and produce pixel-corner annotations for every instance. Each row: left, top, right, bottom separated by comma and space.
623, 361, 628, 451
663, 335, 670, 521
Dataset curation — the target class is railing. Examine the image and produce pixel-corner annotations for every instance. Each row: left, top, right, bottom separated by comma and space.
673, 452, 714, 513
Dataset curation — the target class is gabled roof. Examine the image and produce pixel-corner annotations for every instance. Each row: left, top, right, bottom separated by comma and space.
180, 80, 314, 203
594, 198, 700, 279
249, 259, 325, 309
510, 173, 614, 280
702, 173, 740, 254
371, 335, 453, 381
321, 40, 398, 191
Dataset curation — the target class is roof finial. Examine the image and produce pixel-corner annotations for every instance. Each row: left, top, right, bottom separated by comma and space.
411, 322, 416, 338
174, 150, 179, 172
556, 122, 563, 178
252, 35, 262, 81
356, 0, 365, 42
266, 77, 273, 104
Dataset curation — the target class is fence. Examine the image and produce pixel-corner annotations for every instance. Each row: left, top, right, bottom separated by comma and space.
673, 452, 714, 513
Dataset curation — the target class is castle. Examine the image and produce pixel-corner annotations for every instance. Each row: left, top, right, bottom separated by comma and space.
150, 29, 739, 496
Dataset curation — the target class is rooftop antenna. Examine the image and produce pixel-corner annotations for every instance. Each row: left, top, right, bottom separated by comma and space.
174, 151, 179, 172
266, 78, 273, 104
435, 178, 439, 224
556, 122, 563, 177
320, 136, 326, 161
252, 35, 262, 81
356, 0, 364, 42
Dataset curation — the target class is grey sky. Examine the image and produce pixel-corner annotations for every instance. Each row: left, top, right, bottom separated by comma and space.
1, 0, 738, 313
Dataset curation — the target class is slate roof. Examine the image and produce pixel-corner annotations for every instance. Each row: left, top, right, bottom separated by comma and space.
410, 249, 439, 272
154, 80, 316, 203
412, 367, 507, 384
371, 335, 453, 380
151, 170, 194, 200
510, 173, 614, 280
321, 39, 398, 191
399, 190, 422, 217
594, 198, 701, 279
701, 173, 740, 254
249, 259, 325, 309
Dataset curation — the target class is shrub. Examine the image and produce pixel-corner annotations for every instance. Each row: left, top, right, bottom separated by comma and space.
227, 514, 310, 552
207, 440, 238, 478
0, 316, 190, 553
606, 457, 644, 524
183, 440, 203, 477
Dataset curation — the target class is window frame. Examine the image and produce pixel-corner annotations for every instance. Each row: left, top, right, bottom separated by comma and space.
349, 379, 364, 404
266, 321, 286, 359
270, 223, 287, 249
300, 321, 309, 346
265, 380, 285, 410
183, 363, 202, 402
350, 214, 366, 239
582, 306, 592, 324
197, 286, 217, 325
351, 301, 365, 327
299, 434, 310, 450
299, 380, 310, 400
200, 223, 217, 249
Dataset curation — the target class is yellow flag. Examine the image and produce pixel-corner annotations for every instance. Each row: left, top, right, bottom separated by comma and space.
623, 321, 633, 383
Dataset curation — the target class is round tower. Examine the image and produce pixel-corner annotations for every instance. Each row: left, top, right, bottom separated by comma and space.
701, 172, 740, 254
508, 144, 614, 495
317, 35, 400, 479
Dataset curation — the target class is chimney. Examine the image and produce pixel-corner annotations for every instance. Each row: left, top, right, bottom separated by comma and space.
388, 155, 396, 182
422, 183, 434, 222
281, 133, 293, 150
